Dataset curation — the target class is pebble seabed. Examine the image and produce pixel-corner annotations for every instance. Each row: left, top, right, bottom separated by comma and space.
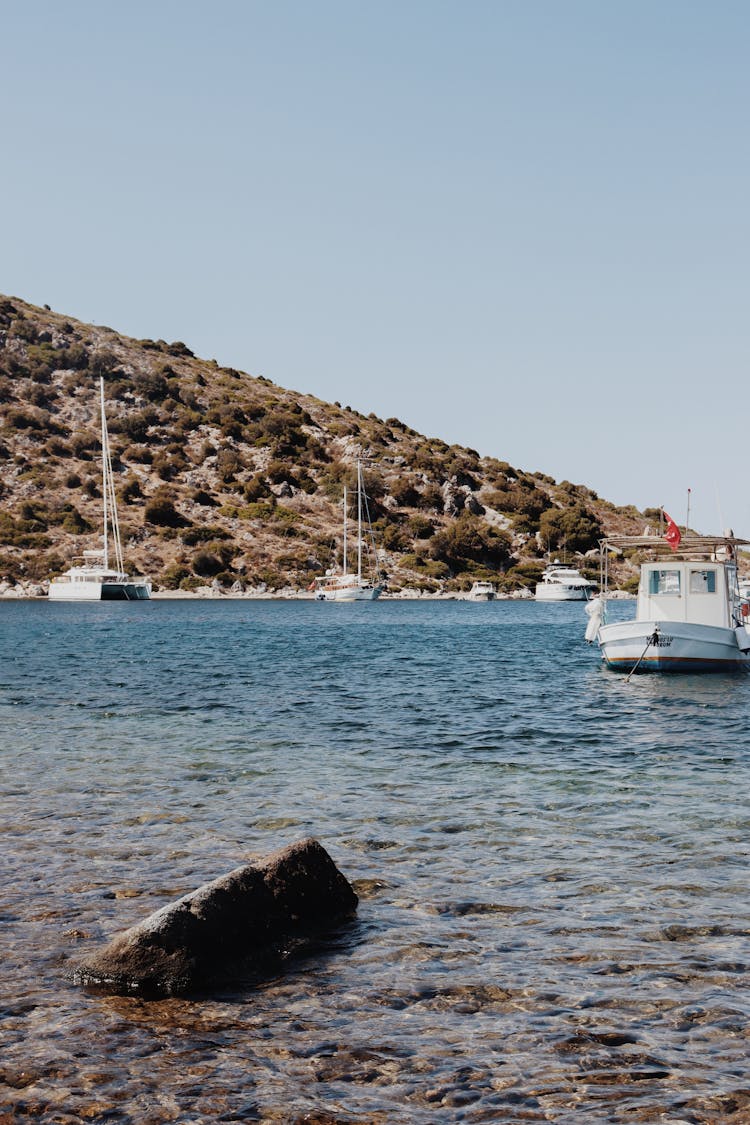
1, 598, 749, 1124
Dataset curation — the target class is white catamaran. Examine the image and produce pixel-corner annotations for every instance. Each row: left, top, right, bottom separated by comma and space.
313, 460, 383, 601
585, 531, 750, 672
48, 378, 151, 601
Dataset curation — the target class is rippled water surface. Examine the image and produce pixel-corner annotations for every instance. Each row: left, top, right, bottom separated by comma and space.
2, 599, 750, 1123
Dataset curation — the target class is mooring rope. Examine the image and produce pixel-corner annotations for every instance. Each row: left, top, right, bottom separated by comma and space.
626, 627, 660, 682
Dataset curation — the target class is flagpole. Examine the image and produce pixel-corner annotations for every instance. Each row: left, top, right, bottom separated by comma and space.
686, 488, 691, 534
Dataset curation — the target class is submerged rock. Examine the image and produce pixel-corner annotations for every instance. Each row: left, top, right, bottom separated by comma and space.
74, 838, 358, 997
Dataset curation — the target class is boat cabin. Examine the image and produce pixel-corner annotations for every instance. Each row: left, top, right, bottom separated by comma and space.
637, 559, 737, 627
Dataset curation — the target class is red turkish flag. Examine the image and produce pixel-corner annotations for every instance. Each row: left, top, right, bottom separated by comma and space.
663, 510, 681, 551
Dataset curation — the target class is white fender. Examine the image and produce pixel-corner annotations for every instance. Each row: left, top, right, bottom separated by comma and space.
734, 625, 750, 653
584, 596, 603, 643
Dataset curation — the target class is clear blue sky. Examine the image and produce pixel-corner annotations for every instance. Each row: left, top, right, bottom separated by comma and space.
3, 1, 748, 534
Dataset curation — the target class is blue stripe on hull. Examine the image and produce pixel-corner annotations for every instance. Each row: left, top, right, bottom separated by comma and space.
604, 655, 746, 673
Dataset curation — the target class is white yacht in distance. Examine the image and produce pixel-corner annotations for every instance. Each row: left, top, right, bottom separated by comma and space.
467, 580, 496, 601
313, 460, 383, 602
535, 560, 595, 601
48, 379, 151, 602
586, 532, 750, 672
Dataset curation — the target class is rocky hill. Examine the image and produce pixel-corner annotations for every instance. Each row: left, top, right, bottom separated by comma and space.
0, 294, 651, 594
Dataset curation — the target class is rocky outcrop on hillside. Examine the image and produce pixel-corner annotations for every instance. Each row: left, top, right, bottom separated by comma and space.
0, 294, 649, 593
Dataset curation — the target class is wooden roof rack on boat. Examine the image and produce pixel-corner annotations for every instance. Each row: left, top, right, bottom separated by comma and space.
600, 533, 750, 560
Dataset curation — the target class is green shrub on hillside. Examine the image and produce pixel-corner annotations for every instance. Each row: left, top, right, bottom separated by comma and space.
167, 341, 194, 357
538, 504, 602, 554
191, 488, 219, 506
4, 407, 45, 431
124, 444, 153, 464
192, 550, 226, 577
206, 403, 247, 440
429, 513, 511, 573
266, 459, 296, 485
89, 350, 119, 377
181, 525, 231, 545
380, 523, 410, 551
407, 514, 434, 539
179, 575, 204, 591
119, 408, 159, 443
397, 554, 448, 579
162, 562, 191, 589
272, 504, 301, 525
216, 447, 243, 482
144, 491, 190, 528
485, 483, 547, 521
417, 484, 443, 511
390, 476, 421, 507
69, 431, 99, 459
220, 500, 275, 521
503, 561, 545, 589
24, 551, 68, 581
9, 317, 38, 343
132, 371, 169, 403
119, 478, 142, 504
24, 344, 67, 381
17, 501, 47, 528
44, 436, 69, 457
61, 507, 92, 534
152, 451, 186, 481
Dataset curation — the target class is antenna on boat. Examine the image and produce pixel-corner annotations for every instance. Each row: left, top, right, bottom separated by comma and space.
686, 488, 692, 534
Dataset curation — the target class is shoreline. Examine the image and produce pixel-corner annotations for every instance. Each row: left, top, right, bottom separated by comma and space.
0, 584, 634, 602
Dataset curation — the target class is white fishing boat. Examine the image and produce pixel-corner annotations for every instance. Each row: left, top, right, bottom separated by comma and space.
585, 531, 750, 672
48, 379, 151, 602
535, 560, 595, 601
467, 580, 496, 601
313, 460, 382, 602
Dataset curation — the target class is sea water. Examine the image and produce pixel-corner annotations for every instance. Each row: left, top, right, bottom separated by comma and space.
1, 599, 749, 1123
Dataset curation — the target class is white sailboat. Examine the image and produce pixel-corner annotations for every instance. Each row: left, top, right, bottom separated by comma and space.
314, 461, 383, 601
586, 531, 750, 672
48, 378, 151, 601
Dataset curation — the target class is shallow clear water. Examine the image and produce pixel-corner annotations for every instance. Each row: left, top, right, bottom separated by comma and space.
1, 599, 749, 1123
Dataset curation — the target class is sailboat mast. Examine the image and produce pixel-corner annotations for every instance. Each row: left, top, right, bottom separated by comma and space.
100, 377, 109, 569
357, 461, 363, 581
342, 485, 348, 577
100, 377, 125, 574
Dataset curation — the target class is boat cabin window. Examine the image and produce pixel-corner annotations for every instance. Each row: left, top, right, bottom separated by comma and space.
648, 569, 681, 595
689, 569, 716, 594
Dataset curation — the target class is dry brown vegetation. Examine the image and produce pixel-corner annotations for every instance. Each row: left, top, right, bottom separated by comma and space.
0, 294, 650, 592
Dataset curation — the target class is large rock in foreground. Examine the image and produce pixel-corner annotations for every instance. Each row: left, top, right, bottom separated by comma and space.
74, 838, 358, 997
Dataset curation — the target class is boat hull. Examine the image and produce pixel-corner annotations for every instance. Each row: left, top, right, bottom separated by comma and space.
598, 619, 750, 672
535, 585, 590, 601
49, 579, 152, 602
316, 585, 382, 602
